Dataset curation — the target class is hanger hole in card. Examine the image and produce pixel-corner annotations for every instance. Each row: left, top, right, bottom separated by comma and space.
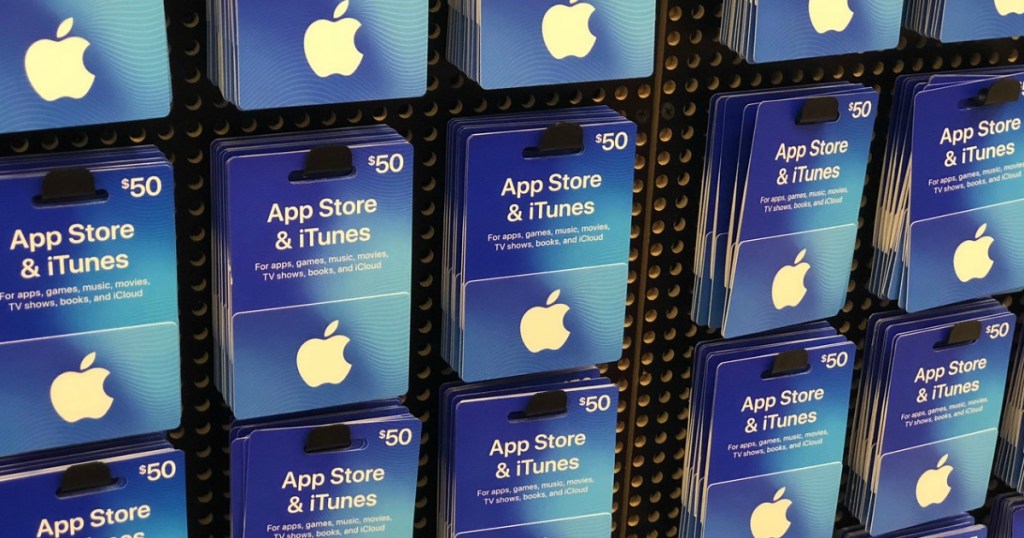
34, 168, 109, 207
57, 462, 124, 498
289, 145, 355, 182
762, 349, 811, 379
304, 424, 367, 454
508, 390, 569, 421
934, 319, 983, 350
796, 97, 840, 125
966, 77, 1022, 108
523, 122, 585, 158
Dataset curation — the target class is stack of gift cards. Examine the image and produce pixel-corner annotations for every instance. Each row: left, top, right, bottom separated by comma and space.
990, 493, 1024, 536
680, 323, 855, 538
230, 401, 420, 538
691, 84, 878, 337
207, 0, 427, 110
443, 107, 635, 381
718, 0, 902, 63
904, 0, 1024, 43
871, 69, 1024, 312
837, 515, 986, 538
0, 0, 171, 133
0, 436, 187, 536
0, 147, 180, 457
446, 0, 655, 89
846, 299, 1014, 534
997, 317, 1024, 489
212, 127, 412, 419
438, 369, 617, 537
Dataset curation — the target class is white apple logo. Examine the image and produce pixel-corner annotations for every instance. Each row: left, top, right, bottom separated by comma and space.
953, 223, 995, 283
24, 18, 96, 102
750, 487, 793, 538
520, 290, 571, 353
807, 0, 855, 34
995, 0, 1024, 15
304, 0, 364, 78
296, 320, 353, 388
916, 454, 954, 508
771, 249, 811, 310
50, 352, 113, 423
542, 0, 598, 60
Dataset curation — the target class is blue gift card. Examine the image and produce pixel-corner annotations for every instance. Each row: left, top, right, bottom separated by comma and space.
210, 0, 427, 109
212, 128, 413, 419
448, 0, 655, 89
0, 147, 180, 457
0, 0, 171, 133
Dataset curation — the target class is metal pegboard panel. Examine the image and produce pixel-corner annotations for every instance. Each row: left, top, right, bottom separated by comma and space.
628, 1, 1024, 537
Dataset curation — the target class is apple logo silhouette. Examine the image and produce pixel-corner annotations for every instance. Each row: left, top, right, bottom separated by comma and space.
520, 290, 571, 353
304, 0, 364, 78
25, 18, 96, 102
995, 0, 1024, 15
916, 454, 954, 508
953, 224, 995, 283
771, 249, 811, 310
50, 352, 113, 423
750, 487, 793, 538
296, 320, 353, 388
542, 0, 598, 60
808, 0, 855, 34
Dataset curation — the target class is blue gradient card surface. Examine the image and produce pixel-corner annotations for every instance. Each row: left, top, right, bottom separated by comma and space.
212, 127, 412, 419
0, 0, 171, 133
846, 301, 1014, 534
679, 323, 854, 538
230, 403, 420, 538
872, 69, 1024, 312
443, 108, 635, 381
692, 84, 878, 337
905, 0, 1024, 42
0, 147, 180, 456
209, 0, 427, 110
447, 0, 655, 89
438, 372, 616, 538
0, 442, 187, 537
720, 0, 902, 63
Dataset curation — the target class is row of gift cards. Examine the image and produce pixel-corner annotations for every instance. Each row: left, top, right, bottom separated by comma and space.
990, 492, 1024, 537
845, 299, 1014, 534
211, 127, 413, 420
680, 323, 855, 537
442, 107, 635, 381
691, 83, 877, 337
230, 401, 420, 538
438, 369, 617, 537
446, 0, 655, 89
871, 68, 1024, 312
0, 146, 180, 457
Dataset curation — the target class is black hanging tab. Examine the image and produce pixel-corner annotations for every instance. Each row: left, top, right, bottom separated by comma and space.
797, 97, 840, 125
58, 462, 115, 496
523, 390, 568, 419
529, 122, 585, 157
39, 168, 100, 203
305, 424, 352, 453
770, 349, 810, 377
297, 145, 354, 181
973, 78, 1021, 107
946, 320, 982, 347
